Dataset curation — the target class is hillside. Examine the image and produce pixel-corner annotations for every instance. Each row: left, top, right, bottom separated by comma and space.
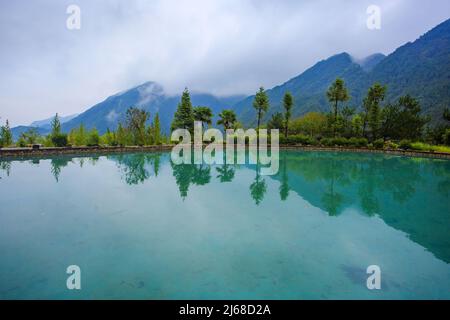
17, 18, 450, 134
233, 18, 450, 126
61, 82, 244, 134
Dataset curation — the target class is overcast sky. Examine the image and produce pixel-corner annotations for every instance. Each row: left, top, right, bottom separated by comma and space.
1, 0, 449, 126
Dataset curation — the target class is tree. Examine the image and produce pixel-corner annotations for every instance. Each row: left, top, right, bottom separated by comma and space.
363, 83, 387, 140
0, 120, 13, 147
444, 108, 450, 122
17, 128, 40, 147
283, 92, 294, 138
51, 113, 61, 137
340, 106, 355, 137
116, 123, 131, 146
125, 107, 150, 146
101, 128, 117, 146
86, 128, 100, 146
153, 113, 161, 145
289, 112, 327, 137
267, 112, 285, 130
171, 88, 195, 133
68, 124, 86, 146
362, 83, 386, 139
217, 109, 237, 130
326, 78, 349, 136
381, 95, 428, 140
193, 106, 213, 129
253, 87, 270, 131
49, 113, 68, 147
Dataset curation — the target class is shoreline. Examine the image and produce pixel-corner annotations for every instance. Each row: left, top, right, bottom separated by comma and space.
1, 144, 450, 160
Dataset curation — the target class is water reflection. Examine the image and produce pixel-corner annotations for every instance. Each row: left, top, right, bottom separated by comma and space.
110, 153, 161, 185
1, 150, 449, 262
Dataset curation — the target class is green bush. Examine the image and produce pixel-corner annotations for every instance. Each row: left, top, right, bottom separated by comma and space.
86, 129, 100, 146
331, 137, 349, 146
280, 134, 314, 145
348, 137, 368, 147
443, 128, 450, 146
373, 138, 384, 149
320, 138, 333, 146
399, 139, 412, 150
51, 133, 68, 147
385, 141, 399, 150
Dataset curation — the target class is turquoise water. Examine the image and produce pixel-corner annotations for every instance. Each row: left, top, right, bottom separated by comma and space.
0, 151, 449, 299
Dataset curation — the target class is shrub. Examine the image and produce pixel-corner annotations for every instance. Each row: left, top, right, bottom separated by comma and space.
373, 138, 384, 149
51, 133, 68, 147
331, 137, 349, 146
385, 141, 399, 150
410, 142, 432, 152
399, 139, 412, 150
443, 128, 450, 146
320, 137, 333, 146
281, 134, 314, 145
348, 137, 368, 147
86, 129, 100, 146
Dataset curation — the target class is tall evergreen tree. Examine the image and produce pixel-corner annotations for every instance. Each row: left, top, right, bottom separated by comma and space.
153, 113, 161, 145
326, 78, 349, 136
171, 88, 195, 133
253, 87, 270, 131
51, 113, 61, 137
283, 92, 294, 138
0, 119, 13, 147
363, 83, 386, 140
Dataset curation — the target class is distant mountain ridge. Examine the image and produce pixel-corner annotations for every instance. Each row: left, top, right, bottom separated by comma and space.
232, 18, 450, 126
13, 18, 450, 136
11, 113, 77, 141
30, 113, 78, 130
61, 82, 245, 134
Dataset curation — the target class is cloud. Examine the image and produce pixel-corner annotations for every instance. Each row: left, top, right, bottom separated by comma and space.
0, 0, 449, 125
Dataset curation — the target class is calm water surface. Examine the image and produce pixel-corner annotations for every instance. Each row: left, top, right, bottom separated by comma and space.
0, 151, 449, 299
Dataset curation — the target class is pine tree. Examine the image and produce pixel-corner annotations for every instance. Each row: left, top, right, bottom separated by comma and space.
153, 113, 161, 145
51, 113, 61, 137
171, 88, 194, 133
0, 119, 13, 147
283, 92, 294, 138
363, 83, 386, 140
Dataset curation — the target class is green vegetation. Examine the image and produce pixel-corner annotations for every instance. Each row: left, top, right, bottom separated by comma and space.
0, 120, 13, 147
193, 106, 213, 129
171, 88, 195, 133
3, 78, 450, 154
253, 87, 269, 131
217, 109, 237, 130
283, 92, 294, 138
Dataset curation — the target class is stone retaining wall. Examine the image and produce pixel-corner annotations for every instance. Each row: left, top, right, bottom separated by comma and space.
1, 144, 449, 160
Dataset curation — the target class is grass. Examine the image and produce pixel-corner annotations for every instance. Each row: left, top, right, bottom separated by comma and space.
410, 142, 450, 153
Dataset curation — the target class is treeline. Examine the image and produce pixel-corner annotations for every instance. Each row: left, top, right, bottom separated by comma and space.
0, 108, 167, 148
1, 78, 450, 151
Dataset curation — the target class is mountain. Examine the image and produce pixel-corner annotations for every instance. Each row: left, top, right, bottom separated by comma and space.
11, 126, 49, 141
11, 113, 78, 141
31, 113, 78, 130
354, 53, 386, 71
233, 18, 450, 126
62, 82, 244, 134
21, 18, 450, 135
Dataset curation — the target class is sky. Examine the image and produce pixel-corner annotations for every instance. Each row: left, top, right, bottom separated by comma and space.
0, 0, 449, 126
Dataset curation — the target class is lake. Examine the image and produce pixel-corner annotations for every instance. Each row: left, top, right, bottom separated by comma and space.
0, 150, 449, 299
